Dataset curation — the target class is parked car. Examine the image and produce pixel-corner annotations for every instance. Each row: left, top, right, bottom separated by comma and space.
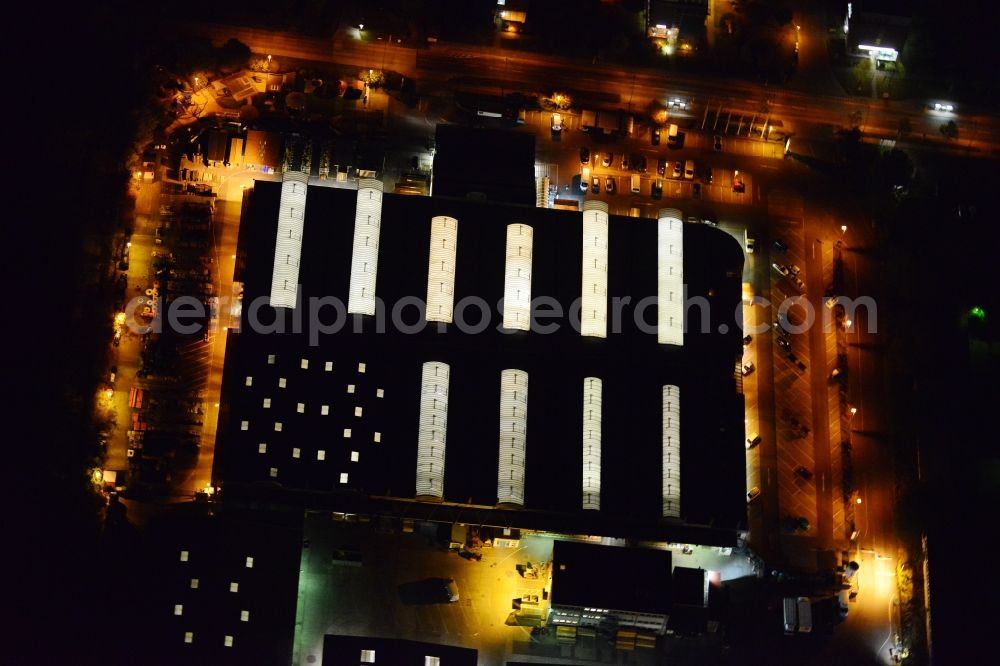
580, 146, 590, 164
772, 263, 790, 277
742, 361, 755, 376
657, 158, 667, 176
636, 155, 648, 173
602, 152, 613, 167
651, 127, 661, 145
605, 176, 616, 195
747, 486, 761, 502
743, 334, 753, 345
651, 178, 662, 200
443, 579, 460, 602
714, 135, 723, 151
591, 176, 600, 193
684, 160, 695, 179
692, 183, 701, 199
703, 167, 713, 184
621, 154, 630, 171
746, 433, 762, 449
550, 113, 562, 132
672, 161, 682, 178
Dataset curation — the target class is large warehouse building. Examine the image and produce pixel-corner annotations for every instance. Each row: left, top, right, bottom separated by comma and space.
215, 167, 748, 545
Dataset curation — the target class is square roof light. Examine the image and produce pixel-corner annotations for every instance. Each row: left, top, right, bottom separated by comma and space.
360, 650, 375, 663
317, 450, 326, 461
376, 388, 384, 398
245, 556, 254, 568
240, 610, 250, 622
263, 398, 271, 408
245, 376, 253, 386
374, 432, 381, 443
179, 550, 189, 562
301, 358, 309, 369
325, 361, 333, 371
258, 442, 267, 453
229, 582, 239, 593
269, 467, 278, 477
355, 406, 363, 417
351, 451, 360, 462
297, 402, 305, 413
224, 635, 234, 647
321, 405, 329, 415
274, 422, 283, 432
347, 384, 355, 394
174, 604, 183, 616
279, 378, 287, 388
190, 578, 199, 589
292, 447, 301, 458
267, 354, 275, 365
343, 428, 352, 438
340, 472, 349, 484
184, 631, 194, 644
240, 420, 249, 431
358, 362, 366, 373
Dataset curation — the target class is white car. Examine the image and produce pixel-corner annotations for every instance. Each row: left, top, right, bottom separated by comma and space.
747, 486, 761, 502
668, 98, 687, 109
932, 102, 954, 112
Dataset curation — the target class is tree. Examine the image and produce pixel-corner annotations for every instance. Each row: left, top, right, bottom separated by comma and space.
940, 120, 958, 140
218, 38, 251, 72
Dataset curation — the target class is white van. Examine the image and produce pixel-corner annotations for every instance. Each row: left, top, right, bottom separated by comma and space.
684, 160, 695, 180
667, 124, 679, 145
580, 166, 590, 192
630, 173, 641, 194
783, 597, 797, 634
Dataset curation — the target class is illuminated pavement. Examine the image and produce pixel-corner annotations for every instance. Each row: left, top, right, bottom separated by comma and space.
292, 514, 754, 666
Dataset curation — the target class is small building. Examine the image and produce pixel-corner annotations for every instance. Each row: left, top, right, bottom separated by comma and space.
549, 541, 672, 634
204, 131, 230, 165
244, 130, 282, 172
844, 0, 911, 62
646, 0, 708, 53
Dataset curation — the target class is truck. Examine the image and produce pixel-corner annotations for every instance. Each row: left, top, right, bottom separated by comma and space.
796, 597, 812, 633
783, 597, 797, 634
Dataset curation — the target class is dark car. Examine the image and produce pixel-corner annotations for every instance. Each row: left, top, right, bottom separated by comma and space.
591, 176, 600, 193
651, 178, 663, 200
605, 176, 616, 195
657, 158, 667, 176
580, 146, 590, 165
773, 239, 789, 253
636, 155, 648, 173
602, 152, 613, 167
714, 135, 723, 151
692, 183, 701, 199
651, 127, 661, 145
703, 167, 713, 184
621, 154, 630, 171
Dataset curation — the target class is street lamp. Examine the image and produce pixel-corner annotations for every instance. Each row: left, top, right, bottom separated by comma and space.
841, 224, 848, 233
849, 406, 858, 416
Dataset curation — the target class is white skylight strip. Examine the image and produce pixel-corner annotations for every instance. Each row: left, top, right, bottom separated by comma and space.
581, 201, 609, 338
582, 377, 602, 511
658, 208, 684, 346
503, 224, 533, 331
426, 216, 459, 323
662, 384, 681, 518
347, 179, 384, 315
269, 170, 309, 309
497, 369, 528, 506
416, 361, 450, 499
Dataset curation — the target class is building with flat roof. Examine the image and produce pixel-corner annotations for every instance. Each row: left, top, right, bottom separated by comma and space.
214, 152, 747, 546
322, 635, 478, 666
844, 0, 911, 61
549, 540, 672, 634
